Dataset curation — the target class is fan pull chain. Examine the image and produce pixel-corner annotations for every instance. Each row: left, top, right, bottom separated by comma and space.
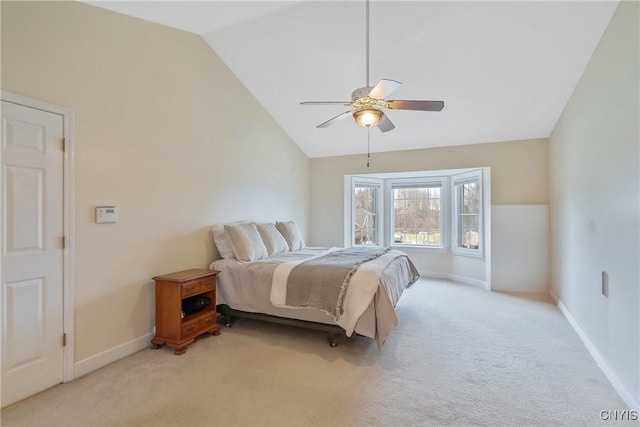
367, 128, 371, 168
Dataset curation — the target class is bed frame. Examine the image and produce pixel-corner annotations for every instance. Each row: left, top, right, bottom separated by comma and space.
216, 304, 347, 347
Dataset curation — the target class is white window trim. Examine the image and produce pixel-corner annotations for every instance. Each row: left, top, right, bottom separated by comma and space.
348, 176, 384, 247
344, 168, 486, 257
451, 169, 484, 258
385, 177, 448, 251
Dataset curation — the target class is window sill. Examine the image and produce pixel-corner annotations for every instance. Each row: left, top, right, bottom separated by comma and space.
451, 247, 484, 258
391, 244, 447, 254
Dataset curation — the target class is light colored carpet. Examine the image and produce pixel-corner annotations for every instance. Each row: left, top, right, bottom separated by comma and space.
1, 279, 632, 426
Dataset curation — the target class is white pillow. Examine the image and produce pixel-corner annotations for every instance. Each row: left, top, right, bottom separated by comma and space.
255, 223, 289, 257
212, 221, 248, 259
225, 223, 268, 262
212, 225, 235, 259
276, 220, 305, 251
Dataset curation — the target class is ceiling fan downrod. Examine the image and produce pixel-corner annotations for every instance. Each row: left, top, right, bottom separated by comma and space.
365, 0, 370, 88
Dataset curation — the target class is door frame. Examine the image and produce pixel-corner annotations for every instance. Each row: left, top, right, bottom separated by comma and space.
1, 90, 75, 383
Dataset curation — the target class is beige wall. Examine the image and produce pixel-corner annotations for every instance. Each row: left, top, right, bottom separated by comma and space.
549, 1, 639, 408
1, 1, 309, 362
310, 138, 548, 290
309, 138, 548, 247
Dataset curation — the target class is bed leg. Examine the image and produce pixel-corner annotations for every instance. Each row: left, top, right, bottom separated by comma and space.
216, 305, 233, 328
222, 313, 236, 328
223, 314, 235, 328
327, 333, 340, 348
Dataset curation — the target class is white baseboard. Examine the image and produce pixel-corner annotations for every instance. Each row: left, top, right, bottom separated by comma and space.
420, 271, 449, 280
73, 332, 153, 379
421, 272, 489, 290
550, 291, 639, 412
449, 273, 490, 290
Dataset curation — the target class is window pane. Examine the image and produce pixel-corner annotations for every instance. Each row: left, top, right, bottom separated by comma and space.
354, 185, 378, 245
393, 185, 442, 247
416, 199, 428, 214
456, 180, 480, 249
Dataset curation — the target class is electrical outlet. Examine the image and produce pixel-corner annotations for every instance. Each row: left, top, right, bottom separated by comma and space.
601, 271, 609, 298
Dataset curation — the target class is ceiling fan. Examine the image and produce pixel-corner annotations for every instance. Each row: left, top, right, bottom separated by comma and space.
301, 0, 445, 133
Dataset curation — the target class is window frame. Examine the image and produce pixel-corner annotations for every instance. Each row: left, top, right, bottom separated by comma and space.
344, 168, 486, 259
385, 177, 448, 251
451, 170, 484, 257
350, 177, 384, 247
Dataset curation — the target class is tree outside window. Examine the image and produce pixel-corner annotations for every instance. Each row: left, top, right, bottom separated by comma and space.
392, 185, 442, 247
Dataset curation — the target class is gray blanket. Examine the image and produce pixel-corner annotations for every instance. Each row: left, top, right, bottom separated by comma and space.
285, 246, 391, 316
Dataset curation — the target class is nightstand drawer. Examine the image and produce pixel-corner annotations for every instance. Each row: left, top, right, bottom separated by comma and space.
200, 313, 217, 329
181, 280, 201, 297
201, 276, 216, 291
181, 319, 200, 337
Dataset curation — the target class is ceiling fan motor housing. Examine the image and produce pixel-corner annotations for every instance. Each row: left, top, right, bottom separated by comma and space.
351, 86, 388, 112
352, 86, 374, 101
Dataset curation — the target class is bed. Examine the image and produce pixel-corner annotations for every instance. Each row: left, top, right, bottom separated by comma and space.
209, 221, 419, 347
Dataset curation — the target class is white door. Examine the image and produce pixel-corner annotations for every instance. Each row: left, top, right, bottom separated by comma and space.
1, 100, 65, 407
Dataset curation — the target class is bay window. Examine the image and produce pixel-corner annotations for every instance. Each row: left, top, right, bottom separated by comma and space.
346, 168, 485, 258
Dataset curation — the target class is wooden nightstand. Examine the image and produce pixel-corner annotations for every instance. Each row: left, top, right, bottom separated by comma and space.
151, 269, 221, 355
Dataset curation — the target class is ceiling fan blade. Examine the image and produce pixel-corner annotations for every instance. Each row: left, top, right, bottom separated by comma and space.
377, 113, 395, 133
386, 100, 445, 111
301, 101, 352, 106
317, 110, 353, 128
368, 79, 402, 100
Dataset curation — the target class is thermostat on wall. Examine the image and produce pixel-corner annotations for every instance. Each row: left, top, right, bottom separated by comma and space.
96, 206, 119, 223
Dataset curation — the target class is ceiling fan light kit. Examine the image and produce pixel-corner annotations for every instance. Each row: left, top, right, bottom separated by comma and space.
354, 108, 383, 127
301, 0, 445, 133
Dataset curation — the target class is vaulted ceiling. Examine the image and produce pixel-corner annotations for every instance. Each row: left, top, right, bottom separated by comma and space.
86, 1, 619, 158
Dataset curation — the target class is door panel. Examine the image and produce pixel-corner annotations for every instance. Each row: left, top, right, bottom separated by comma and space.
4, 277, 45, 371
5, 165, 45, 253
3, 115, 46, 152
1, 100, 64, 407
